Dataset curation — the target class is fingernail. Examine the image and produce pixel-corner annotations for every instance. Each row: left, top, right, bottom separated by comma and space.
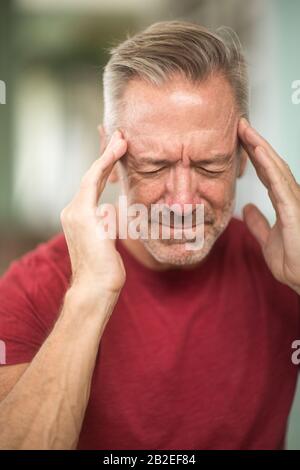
240, 117, 249, 127
111, 130, 118, 140
114, 128, 122, 139
246, 126, 259, 137
108, 131, 119, 147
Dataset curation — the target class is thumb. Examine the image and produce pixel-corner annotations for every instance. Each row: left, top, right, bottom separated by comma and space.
243, 203, 271, 248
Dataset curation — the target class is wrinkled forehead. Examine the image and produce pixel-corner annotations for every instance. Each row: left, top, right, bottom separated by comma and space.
119, 77, 239, 158
123, 127, 237, 160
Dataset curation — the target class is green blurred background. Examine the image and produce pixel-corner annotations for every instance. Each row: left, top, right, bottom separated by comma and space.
0, 0, 299, 449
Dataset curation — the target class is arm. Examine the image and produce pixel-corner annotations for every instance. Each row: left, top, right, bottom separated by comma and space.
0, 128, 128, 449
0, 283, 118, 450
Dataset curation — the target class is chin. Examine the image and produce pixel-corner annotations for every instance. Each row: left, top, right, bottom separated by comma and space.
141, 214, 233, 267
141, 226, 217, 267
142, 239, 212, 266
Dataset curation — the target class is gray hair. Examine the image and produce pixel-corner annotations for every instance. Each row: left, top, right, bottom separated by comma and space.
102, 20, 249, 135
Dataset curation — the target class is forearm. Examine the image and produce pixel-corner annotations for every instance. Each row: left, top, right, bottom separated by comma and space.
287, 282, 300, 296
293, 285, 300, 296
0, 283, 119, 450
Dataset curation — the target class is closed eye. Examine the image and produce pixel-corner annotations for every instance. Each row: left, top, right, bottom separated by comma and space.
138, 166, 225, 177
194, 166, 225, 176
138, 166, 168, 175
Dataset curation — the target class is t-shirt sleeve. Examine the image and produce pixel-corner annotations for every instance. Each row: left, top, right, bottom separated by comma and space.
0, 236, 70, 366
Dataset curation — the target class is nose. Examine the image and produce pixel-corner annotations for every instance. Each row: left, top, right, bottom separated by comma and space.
164, 164, 198, 210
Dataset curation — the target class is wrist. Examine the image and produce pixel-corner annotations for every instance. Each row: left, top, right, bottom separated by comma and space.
71, 271, 124, 295
287, 282, 300, 296
294, 286, 300, 296
63, 280, 120, 324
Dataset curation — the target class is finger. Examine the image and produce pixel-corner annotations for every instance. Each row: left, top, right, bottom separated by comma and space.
243, 203, 271, 248
238, 120, 273, 188
239, 118, 296, 185
253, 146, 296, 208
75, 130, 127, 207
241, 143, 298, 227
238, 120, 296, 206
84, 130, 126, 186
238, 118, 280, 164
239, 137, 271, 188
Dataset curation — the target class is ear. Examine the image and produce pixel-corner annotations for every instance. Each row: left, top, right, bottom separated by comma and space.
237, 146, 248, 178
98, 124, 119, 183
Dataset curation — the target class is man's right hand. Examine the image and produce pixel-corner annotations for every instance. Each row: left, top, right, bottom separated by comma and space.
60, 129, 127, 294
0, 131, 128, 450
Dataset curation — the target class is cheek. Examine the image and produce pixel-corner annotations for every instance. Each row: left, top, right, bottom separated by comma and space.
126, 173, 166, 205
125, 167, 237, 207
198, 173, 237, 209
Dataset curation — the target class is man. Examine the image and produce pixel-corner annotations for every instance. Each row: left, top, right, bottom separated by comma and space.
0, 20, 299, 450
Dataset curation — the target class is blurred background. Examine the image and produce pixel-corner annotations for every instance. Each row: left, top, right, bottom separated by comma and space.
0, 0, 299, 448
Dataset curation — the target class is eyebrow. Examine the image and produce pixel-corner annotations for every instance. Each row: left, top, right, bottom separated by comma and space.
126, 153, 233, 166
126, 154, 171, 166
191, 154, 233, 165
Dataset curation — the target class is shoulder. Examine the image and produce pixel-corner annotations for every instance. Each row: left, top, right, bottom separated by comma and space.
0, 233, 71, 364
0, 232, 71, 317
217, 216, 279, 286
24, 232, 71, 283
6, 232, 70, 283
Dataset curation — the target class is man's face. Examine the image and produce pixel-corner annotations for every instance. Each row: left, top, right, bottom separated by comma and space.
115, 73, 245, 266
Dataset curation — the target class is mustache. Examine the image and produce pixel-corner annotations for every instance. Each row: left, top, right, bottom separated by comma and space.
143, 204, 215, 227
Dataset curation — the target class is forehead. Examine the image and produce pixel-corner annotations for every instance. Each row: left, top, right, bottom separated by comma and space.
120, 74, 239, 158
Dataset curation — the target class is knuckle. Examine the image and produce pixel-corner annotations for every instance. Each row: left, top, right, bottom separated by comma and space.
80, 174, 90, 189
282, 160, 290, 172
60, 206, 68, 222
60, 204, 74, 224
80, 172, 100, 190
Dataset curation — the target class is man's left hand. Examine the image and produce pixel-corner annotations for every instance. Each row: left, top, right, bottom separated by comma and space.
238, 118, 300, 295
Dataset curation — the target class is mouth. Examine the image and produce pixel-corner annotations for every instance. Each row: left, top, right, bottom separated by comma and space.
157, 221, 212, 229
154, 222, 207, 244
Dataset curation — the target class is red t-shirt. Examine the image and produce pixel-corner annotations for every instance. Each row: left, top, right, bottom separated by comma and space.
0, 217, 299, 450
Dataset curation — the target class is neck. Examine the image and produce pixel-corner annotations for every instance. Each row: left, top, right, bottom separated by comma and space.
118, 237, 170, 271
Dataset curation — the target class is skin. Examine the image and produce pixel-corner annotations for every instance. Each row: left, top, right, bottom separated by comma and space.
239, 119, 300, 295
100, 73, 300, 293
100, 73, 247, 269
0, 131, 127, 449
0, 72, 299, 450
